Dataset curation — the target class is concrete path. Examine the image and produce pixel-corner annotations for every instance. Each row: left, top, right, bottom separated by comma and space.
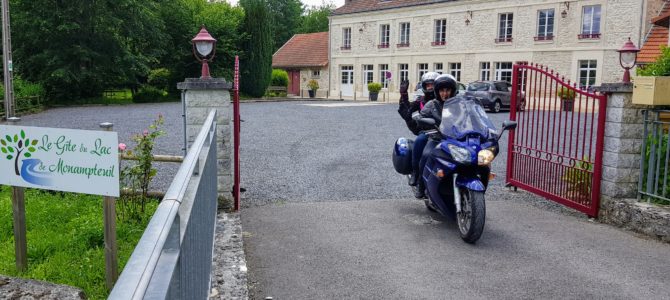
242, 196, 670, 299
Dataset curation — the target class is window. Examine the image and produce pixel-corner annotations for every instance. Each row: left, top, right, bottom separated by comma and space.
341, 65, 353, 84
536, 9, 554, 41
418, 63, 429, 79
578, 60, 597, 89
580, 5, 601, 39
398, 22, 410, 47
480, 62, 491, 81
495, 62, 513, 82
379, 64, 389, 88
342, 28, 351, 50
434, 63, 443, 74
432, 19, 447, 46
312, 70, 320, 78
449, 63, 461, 82
379, 24, 390, 48
363, 65, 374, 85
496, 13, 513, 43
399, 63, 409, 84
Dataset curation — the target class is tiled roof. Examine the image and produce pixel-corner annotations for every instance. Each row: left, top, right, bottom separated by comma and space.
272, 32, 329, 68
332, 0, 456, 16
639, 2, 670, 64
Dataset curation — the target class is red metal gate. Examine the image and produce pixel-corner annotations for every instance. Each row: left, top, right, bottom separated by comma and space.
506, 62, 607, 217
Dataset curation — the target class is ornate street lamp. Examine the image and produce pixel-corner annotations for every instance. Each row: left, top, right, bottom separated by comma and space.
191, 25, 217, 79
616, 37, 640, 83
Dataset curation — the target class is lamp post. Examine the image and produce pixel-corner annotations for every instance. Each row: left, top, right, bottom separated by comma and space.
191, 25, 217, 79
616, 37, 640, 83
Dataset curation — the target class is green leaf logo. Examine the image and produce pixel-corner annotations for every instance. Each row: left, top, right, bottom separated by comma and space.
24, 153, 31, 158
20, 130, 25, 139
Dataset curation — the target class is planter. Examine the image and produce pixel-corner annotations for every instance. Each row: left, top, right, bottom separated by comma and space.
633, 76, 670, 105
561, 98, 574, 112
308, 90, 316, 98
369, 92, 378, 101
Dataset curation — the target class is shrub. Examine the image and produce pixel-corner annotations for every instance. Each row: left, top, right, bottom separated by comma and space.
271, 69, 289, 87
147, 68, 171, 90
367, 82, 382, 93
133, 86, 167, 103
0, 77, 45, 100
637, 45, 670, 76
307, 79, 319, 91
556, 86, 575, 100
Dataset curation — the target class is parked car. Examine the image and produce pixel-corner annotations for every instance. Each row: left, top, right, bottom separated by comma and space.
465, 81, 525, 113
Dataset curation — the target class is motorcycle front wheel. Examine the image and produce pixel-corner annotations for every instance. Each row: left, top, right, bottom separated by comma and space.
457, 189, 486, 244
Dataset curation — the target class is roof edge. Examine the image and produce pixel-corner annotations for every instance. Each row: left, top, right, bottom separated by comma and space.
331, 0, 456, 17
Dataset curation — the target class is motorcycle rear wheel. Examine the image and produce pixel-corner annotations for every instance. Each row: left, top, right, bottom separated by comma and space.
457, 189, 486, 244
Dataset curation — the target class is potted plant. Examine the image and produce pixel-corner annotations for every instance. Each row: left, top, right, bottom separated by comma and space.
307, 79, 319, 98
367, 82, 382, 101
556, 86, 575, 112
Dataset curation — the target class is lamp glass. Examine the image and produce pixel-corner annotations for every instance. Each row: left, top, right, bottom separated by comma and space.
620, 52, 636, 68
195, 41, 214, 57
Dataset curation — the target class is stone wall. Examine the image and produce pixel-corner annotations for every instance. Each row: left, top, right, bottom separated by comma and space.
300, 67, 329, 97
177, 78, 233, 205
329, 0, 647, 99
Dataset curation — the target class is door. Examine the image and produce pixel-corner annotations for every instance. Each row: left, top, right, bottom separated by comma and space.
494, 81, 510, 106
288, 70, 300, 95
362, 65, 374, 97
341, 66, 354, 97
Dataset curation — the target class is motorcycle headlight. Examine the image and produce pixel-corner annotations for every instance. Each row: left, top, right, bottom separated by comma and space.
478, 149, 496, 166
447, 144, 472, 164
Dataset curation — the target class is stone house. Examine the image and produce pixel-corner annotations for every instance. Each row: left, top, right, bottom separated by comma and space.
328, 0, 667, 100
272, 32, 329, 97
639, 1, 670, 65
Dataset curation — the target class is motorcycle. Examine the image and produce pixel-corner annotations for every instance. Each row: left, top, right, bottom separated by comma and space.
392, 97, 516, 244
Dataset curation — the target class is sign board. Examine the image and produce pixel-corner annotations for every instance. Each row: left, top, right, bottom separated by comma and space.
0, 125, 119, 197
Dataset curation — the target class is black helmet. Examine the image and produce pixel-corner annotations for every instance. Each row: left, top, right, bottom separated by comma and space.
433, 74, 458, 102
420, 72, 439, 95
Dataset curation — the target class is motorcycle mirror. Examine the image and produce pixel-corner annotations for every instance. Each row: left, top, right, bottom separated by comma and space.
502, 120, 517, 131
419, 118, 436, 126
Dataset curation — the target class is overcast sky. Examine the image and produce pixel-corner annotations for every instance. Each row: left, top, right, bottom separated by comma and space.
226, 0, 345, 8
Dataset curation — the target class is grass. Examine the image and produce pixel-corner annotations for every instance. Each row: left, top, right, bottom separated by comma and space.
0, 187, 157, 299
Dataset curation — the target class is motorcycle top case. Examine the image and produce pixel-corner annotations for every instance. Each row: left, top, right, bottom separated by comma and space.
392, 137, 413, 175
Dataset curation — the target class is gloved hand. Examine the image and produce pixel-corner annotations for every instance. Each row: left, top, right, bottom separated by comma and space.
400, 80, 409, 95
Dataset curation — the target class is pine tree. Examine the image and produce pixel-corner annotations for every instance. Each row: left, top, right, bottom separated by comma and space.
240, 0, 273, 97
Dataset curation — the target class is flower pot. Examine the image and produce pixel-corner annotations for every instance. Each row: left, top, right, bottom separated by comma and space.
561, 98, 574, 112
369, 92, 378, 101
308, 90, 316, 98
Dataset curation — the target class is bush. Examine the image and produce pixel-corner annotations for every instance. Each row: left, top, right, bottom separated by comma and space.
367, 82, 382, 93
133, 86, 168, 103
0, 77, 45, 100
147, 68, 171, 90
271, 69, 289, 87
637, 45, 670, 76
307, 79, 319, 91
556, 86, 575, 100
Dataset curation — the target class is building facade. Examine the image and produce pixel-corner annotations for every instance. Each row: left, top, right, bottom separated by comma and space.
328, 0, 665, 100
273, 32, 329, 97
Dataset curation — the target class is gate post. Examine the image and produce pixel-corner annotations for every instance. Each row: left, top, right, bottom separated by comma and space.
177, 78, 233, 208
594, 83, 643, 218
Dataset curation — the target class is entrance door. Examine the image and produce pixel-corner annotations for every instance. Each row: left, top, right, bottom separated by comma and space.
362, 65, 374, 97
340, 66, 354, 97
288, 70, 300, 95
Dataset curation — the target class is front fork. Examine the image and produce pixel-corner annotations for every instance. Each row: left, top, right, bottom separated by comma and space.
452, 173, 487, 213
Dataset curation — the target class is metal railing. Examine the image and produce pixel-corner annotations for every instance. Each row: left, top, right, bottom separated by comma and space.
639, 110, 670, 205
109, 109, 218, 299
0, 96, 43, 119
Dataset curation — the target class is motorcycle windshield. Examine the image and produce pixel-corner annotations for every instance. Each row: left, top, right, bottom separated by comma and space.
439, 97, 498, 140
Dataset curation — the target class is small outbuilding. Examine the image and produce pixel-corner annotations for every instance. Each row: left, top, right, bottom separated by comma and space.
272, 32, 329, 97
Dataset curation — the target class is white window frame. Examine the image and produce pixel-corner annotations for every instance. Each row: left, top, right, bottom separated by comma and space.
379, 64, 389, 89
536, 9, 554, 40
312, 70, 320, 78
480, 62, 491, 81
433, 19, 446, 45
449, 63, 462, 82
417, 63, 429, 79
495, 62, 513, 82
497, 13, 513, 42
434, 63, 443, 74
399, 63, 409, 85
578, 60, 597, 89
363, 64, 374, 85
581, 5, 601, 37
380, 24, 390, 47
342, 27, 351, 49
399, 22, 410, 46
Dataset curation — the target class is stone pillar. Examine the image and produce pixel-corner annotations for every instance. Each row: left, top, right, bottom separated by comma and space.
177, 78, 233, 207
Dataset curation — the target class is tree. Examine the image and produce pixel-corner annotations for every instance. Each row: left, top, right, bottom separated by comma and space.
239, 0, 273, 97
267, 0, 304, 51
637, 46, 670, 76
297, 3, 334, 34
